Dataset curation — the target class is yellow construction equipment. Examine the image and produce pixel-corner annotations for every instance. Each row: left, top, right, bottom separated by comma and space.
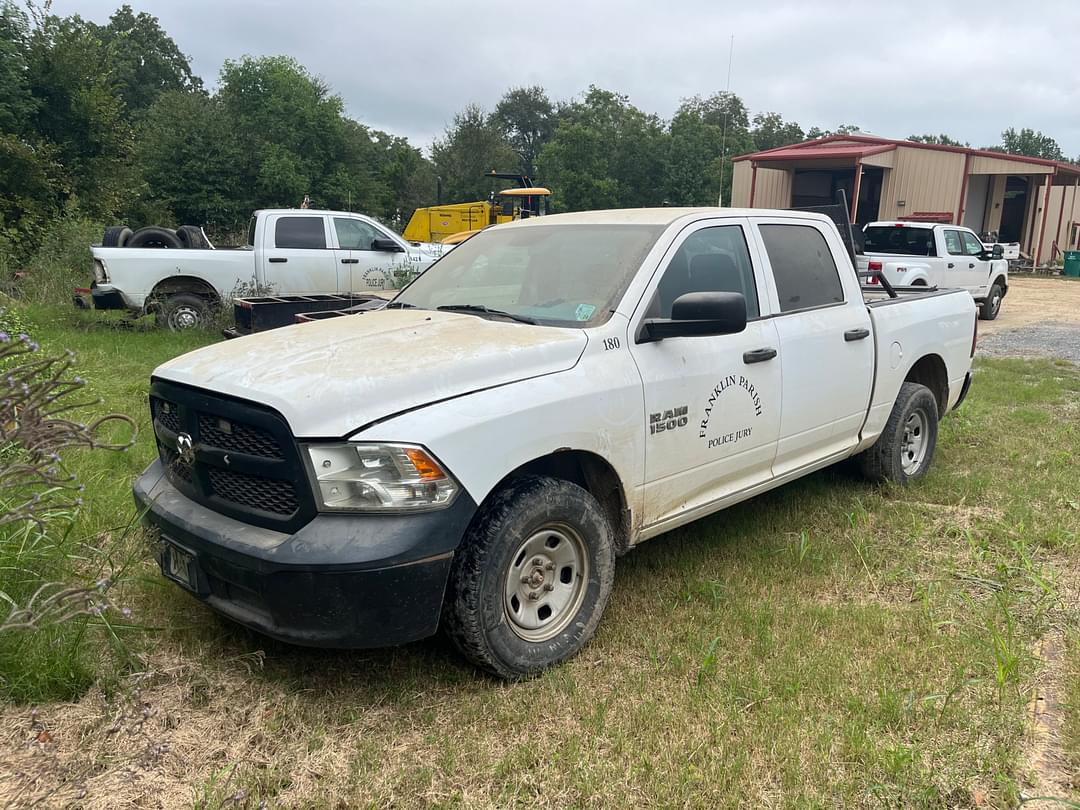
402, 173, 551, 244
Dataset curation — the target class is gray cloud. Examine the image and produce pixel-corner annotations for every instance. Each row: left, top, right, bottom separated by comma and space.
58, 0, 1080, 157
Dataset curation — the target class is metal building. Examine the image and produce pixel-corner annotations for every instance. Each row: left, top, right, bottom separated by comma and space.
731, 134, 1080, 265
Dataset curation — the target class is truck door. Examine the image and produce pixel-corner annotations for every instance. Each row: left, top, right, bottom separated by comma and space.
332, 216, 406, 293
628, 219, 782, 528
942, 229, 979, 292
751, 218, 875, 478
261, 214, 337, 295
958, 230, 992, 294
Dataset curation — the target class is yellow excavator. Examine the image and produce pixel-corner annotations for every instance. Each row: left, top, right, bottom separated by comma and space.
403, 172, 550, 244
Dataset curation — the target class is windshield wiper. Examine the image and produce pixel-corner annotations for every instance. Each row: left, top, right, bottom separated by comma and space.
436, 304, 537, 325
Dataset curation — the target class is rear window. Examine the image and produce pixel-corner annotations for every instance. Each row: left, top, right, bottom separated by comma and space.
246, 216, 256, 247
759, 224, 844, 313
274, 216, 326, 249
864, 225, 936, 257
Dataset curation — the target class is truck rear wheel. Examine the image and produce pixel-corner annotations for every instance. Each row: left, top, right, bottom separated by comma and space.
857, 381, 939, 484
980, 283, 1003, 320
159, 293, 209, 331
443, 475, 615, 679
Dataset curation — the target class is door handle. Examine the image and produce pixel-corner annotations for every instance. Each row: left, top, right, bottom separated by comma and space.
743, 347, 777, 364
947, 262, 954, 268
341, 258, 359, 264
844, 327, 870, 341
968, 262, 975, 268
268, 257, 287, 263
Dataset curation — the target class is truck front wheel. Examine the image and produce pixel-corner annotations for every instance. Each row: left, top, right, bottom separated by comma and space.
980, 283, 1003, 320
443, 475, 615, 679
159, 293, 210, 331
857, 381, 939, 484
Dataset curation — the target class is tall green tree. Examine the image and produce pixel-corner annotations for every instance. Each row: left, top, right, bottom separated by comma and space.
665, 92, 754, 206
908, 133, 968, 147
431, 103, 516, 202
492, 86, 556, 179
538, 87, 667, 211
99, 4, 202, 114
750, 111, 803, 151
995, 127, 1064, 161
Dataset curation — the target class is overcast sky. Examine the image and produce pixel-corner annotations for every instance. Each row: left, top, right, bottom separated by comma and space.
59, 0, 1080, 158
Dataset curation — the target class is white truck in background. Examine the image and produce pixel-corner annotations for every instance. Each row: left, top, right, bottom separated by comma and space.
85, 209, 447, 330
857, 221, 1009, 320
135, 207, 978, 679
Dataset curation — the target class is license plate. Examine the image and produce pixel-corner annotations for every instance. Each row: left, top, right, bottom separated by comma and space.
162, 541, 195, 590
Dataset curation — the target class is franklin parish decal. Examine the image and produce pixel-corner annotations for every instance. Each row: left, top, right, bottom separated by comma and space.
699, 373, 764, 450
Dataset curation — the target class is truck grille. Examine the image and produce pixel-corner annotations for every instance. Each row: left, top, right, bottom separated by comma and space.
149, 379, 316, 532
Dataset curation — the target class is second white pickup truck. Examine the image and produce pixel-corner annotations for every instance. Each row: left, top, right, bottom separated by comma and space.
87, 209, 446, 330
135, 207, 977, 678
857, 221, 1009, 320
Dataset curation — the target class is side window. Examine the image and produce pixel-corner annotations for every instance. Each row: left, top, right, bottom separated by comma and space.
960, 231, 984, 256
334, 217, 384, 250
654, 226, 759, 319
943, 230, 965, 256
274, 217, 326, 249
758, 224, 844, 313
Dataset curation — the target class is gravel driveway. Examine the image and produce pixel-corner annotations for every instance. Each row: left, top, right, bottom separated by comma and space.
976, 277, 1080, 365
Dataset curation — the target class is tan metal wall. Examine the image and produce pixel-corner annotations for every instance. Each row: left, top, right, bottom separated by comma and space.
730, 163, 791, 208
1037, 182, 1080, 264
877, 146, 966, 221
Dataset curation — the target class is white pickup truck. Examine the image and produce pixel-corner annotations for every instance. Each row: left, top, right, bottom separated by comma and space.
134, 207, 977, 678
87, 209, 446, 330
857, 221, 1009, 320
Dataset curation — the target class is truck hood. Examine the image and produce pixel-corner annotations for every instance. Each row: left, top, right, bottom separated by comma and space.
153, 309, 587, 437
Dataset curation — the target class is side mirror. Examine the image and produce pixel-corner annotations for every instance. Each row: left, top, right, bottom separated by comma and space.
372, 238, 405, 253
979, 244, 1003, 261
639, 292, 747, 342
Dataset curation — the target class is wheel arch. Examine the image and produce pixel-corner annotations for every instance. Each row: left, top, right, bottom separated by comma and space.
903, 353, 948, 415
992, 273, 1008, 296
148, 275, 221, 309
486, 449, 632, 554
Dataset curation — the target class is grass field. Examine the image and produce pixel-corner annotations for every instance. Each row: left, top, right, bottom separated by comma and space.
2, 299, 1080, 808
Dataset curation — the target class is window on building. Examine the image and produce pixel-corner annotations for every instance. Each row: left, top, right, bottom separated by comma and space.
759, 224, 845, 312
274, 217, 326, 249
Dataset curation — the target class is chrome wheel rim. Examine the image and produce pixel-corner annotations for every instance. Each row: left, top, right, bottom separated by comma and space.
169, 305, 201, 330
503, 523, 588, 642
991, 292, 1001, 314
901, 409, 928, 475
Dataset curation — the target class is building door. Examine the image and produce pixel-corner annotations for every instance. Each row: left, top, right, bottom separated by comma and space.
998, 176, 1028, 243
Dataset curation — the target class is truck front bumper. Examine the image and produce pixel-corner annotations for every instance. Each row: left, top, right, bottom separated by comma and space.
133, 459, 477, 648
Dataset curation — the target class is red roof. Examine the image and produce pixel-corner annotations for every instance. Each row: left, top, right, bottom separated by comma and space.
734, 134, 1080, 178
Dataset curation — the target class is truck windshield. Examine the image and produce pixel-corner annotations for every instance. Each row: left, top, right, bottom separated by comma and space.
391, 224, 664, 326
863, 226, 936, 257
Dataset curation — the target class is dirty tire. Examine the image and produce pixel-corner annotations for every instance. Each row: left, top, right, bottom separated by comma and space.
102, 225, 133, 247
980, 283, 1003, 320
159, 293, 209, 331
175, 225, 210, 249
127, 226, 182, 249
443, 475, 615, 679
857, 381, 939, 484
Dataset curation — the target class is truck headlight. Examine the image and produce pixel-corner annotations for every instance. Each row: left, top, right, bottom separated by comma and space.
304, 443, 459, 512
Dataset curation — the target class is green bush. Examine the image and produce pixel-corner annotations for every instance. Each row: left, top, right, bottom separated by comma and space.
21, 214, 107, 305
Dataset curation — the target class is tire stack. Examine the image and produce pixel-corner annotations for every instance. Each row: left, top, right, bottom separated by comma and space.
100, 224, 211, 249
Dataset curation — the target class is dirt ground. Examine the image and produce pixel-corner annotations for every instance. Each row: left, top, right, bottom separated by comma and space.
979, 275, 1080, 335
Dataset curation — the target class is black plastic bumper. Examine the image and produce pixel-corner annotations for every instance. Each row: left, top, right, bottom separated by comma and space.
90, 284, 127, 310
133, 459, 477, 648
953, 371, 973, 412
